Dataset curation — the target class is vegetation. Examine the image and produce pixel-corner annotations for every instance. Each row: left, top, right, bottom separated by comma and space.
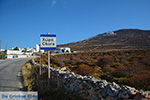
21, 60, 38, 91
35, 49, 150, 91
21, 60, 82, 100
22, 49, 27, 52
13, 46, 19, 50
58, 29, 150, 51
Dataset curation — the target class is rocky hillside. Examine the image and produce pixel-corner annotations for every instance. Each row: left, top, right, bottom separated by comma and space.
58, 29, 150, 51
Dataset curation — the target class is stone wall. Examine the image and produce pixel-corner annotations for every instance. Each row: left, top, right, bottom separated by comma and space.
31, 59, 150, 100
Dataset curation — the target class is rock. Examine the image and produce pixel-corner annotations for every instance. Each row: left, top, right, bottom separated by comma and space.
112, 82, 121, 90
101, 89, 107, 97
92, 78, 99, 84
87, 87, 95, 97
108, 82, 121, 97
129, 89, 138, 96
78, 84, 83, 90
83, 76, 94, 81
59, 70, 66, 74
75, 74, 82, 78
101, 80, 108, 86
123, 90, 129, 95
91, 95, 99, 100
79, 90, 85, 94
33, 57, 150, 100
145, 93, 150, 99
97, 80, 108, 89
80, 93, 87, 100
98, 94, 104, 100
77, 79, 82, 83
69, 83, 75, 92
99, 83, 105, 89
134, 93, 142, 100
122, 94, 129, 99
60, 67, 66, 71
107, 88, 115, 97
139, 90, 150, 99
55, 68, 60, 71
105, 96, 114, 100
118, 92, 123, 98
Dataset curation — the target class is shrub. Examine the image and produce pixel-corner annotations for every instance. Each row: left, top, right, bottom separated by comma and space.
76, 64, 95, 76
113, 77, 130, 85
121, 61, 130, 66
141, 56, 150, 66
127, 61, 147, 74
128, 71, 150, 90
57, 62, 65, 67
111, 72, 124, 78
116, 61, 147, 76
116, 65, 129, 76
102, 66, 116, 73
97, 56, 113, 67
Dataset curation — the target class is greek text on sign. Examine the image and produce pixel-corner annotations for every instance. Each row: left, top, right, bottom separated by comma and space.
40, 34, 56, 50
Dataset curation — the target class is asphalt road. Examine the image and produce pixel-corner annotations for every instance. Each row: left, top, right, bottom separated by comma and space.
0, 58, 32, 91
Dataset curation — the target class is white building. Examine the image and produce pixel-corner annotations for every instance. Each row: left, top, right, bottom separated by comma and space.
60, 47, 71, 53
26, 48, 36, 53
6, 49, 33, 59
36, 44, 40, 52
7, 50, 23, 55
0, 49, 5, 52
102, 31, 116, 36
36, 44, 44, 53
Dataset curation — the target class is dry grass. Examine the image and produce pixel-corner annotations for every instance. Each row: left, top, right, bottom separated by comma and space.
21, 60, 37, 91
21, 60, 82, 100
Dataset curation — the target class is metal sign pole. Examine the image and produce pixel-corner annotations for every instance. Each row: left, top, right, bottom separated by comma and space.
48, 50, 50, 88
40, 55, 42, 77
40, 32, 56, 89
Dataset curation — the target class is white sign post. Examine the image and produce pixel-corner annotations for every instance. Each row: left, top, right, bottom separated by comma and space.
40, 33, 56, 88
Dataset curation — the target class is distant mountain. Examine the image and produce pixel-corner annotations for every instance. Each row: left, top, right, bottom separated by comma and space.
58, 29, 150, 51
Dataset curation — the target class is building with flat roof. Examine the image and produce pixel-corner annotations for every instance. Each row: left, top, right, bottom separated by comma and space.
36, 44, 44, 53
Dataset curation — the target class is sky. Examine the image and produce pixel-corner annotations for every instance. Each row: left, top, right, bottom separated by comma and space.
0, 0, 150, 49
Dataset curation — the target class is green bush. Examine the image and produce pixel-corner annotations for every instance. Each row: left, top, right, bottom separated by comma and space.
112, 77, 130, 85
121, 62, 130, 66
110, 72, 124, 78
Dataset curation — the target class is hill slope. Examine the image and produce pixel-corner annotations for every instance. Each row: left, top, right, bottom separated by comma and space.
58, 29, 150, 51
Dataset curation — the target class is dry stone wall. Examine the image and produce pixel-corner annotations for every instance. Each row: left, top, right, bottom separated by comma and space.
31, 59, 150, 100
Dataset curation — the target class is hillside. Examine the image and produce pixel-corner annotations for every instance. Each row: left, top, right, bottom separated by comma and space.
58, 29, 150, 51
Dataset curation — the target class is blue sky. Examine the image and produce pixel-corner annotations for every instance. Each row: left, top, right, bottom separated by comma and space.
0, 0, 150, 49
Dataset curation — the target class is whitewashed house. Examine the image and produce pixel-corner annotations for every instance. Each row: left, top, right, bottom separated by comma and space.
7, 50, 23, 55
60, 47, 71, 53
0, 49, 5, 52
54, 47, 71, 54
102, 31, 116, 36
36, 44, 44, 53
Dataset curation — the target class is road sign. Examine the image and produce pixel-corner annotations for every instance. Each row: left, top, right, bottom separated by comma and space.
40, 34, 56, 50
40, 33, 56, 88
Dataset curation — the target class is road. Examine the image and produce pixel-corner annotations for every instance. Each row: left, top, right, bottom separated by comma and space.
0, 58, 32, 91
